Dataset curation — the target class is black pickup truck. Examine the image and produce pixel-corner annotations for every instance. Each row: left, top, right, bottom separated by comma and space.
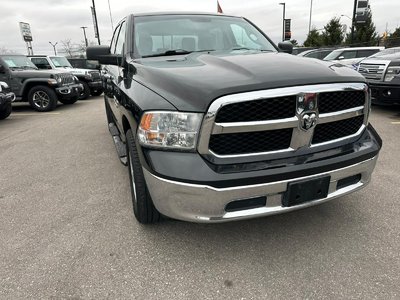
88, 12, 382, 224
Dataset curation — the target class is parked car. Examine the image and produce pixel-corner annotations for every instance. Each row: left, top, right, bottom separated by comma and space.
292, 47, 316, 55
323, 47, 384, 67
0, 55, 82, 112
87, 12, 381, 224
0, 81, 15, 120
358, 52, 400, 105
67, 58, 101, 70
29, 55, 103, 100
297, 48, 336, 60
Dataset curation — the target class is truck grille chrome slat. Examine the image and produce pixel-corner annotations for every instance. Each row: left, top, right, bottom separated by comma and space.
89, 71, 101, 80
198, 83, 369, 159
358, 63, 387, 81
60, 73, 74, 86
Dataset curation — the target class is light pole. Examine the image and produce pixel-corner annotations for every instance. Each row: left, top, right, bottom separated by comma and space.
80, 26, 88, 47
49, 41, 58, 55
351, 0, 357, 45
308, 0, 313, 35
279, 2, 286, 42
340, 14, 352, 21
92, 0, 101, 45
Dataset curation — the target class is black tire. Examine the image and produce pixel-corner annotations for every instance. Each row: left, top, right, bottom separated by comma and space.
78, 81, 90, 100
90, 90, 103, 97
27, 86, 58, 112
0, 103, 12, 120
59, 97, 78, 105
126, 129, 161, 224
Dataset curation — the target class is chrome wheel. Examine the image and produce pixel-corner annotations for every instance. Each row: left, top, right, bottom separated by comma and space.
32, 91, 50, 109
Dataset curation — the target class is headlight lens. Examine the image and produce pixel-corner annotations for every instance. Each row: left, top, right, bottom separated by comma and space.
56, 76, 62, 83
384, 66, 400, 82
138, 112, 203, 150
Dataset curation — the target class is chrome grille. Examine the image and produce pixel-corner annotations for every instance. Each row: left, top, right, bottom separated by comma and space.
89, 71, 101, 81
198, 83, 369, 158
215, 96, 296, 122
358, 63, 387, 81
60, 73, 74, 86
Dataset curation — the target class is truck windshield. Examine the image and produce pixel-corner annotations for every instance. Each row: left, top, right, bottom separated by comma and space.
50, 56, 72, 68
134, 15, 277, 58
2, 56, 38, 69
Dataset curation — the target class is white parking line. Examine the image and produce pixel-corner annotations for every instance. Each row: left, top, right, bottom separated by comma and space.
12, 112, 61, 116
391, 121, 400, 125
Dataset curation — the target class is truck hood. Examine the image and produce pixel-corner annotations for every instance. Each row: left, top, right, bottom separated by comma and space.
55, 67, 95, 75
10, 69, 70, 79
132, 52, 366, 112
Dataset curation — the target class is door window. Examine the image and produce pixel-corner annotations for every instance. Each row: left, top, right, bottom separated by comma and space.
110, 24, 121, 54
115, 22, 126, 55
31, 58, 51, 69
357, 49, 379, 58
340, 50, 357, 59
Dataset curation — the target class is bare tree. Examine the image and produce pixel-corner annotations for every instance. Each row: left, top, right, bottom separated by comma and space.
0, 46, 16, 55
60, 39, 74, 58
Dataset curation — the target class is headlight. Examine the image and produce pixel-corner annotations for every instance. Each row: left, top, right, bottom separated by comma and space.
384, 66, 400, 82
47, 78, 58, 85
0, 82, 9, 90
138, 111, 203, 150
53, 75, 62, 83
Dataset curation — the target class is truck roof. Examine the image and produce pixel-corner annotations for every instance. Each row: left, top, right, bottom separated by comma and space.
130, 11, 240, 18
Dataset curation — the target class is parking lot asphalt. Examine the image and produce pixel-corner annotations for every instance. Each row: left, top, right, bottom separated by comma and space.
0, 99, 399, 299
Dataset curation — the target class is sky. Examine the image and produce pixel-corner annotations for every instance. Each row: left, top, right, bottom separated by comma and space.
0, 0, 399, 55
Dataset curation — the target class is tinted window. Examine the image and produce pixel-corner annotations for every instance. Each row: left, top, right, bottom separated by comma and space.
357, 49, 379, 58
320, 50, 333, 59
31, 57, 51, 69
110, 24, 121, 54
115, 22, 126, 55
341, 50, 357, 59
305, 51, 320, 58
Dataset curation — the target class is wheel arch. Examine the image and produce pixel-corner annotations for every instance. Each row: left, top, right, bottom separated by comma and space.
22, 81, 53, 100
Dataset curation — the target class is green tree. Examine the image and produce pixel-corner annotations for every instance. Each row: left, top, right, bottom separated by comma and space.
322, 17, 344, 46
386, 27, 400, 48
303, 29, 322, 47
345, 11, 378, 46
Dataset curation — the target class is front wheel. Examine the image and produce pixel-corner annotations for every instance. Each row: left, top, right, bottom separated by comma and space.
78, 81, 90, 100
0, 103, 12, 120
126, 129, 161, 224
27, 86, 58, 112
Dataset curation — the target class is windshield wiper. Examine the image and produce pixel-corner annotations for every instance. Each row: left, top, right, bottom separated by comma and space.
142, 49, 216, 58
230, 47, 273, 52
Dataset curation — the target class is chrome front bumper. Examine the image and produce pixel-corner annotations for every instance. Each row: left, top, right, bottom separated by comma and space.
144, 156, 378, 223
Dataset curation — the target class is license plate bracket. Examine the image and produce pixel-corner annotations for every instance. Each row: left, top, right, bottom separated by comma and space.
282, 176, 331, 207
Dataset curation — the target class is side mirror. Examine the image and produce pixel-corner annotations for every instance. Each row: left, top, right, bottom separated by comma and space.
87, 45, 121, 66
278, 41, 293, 54
338, 56, 345, 60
